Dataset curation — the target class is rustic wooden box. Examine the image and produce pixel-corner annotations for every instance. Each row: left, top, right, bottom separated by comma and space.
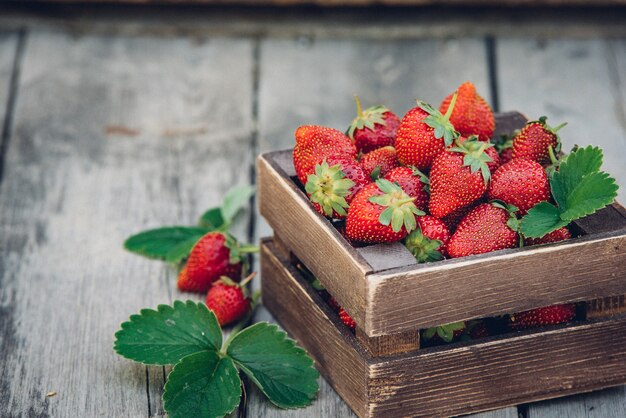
257, 111, 626, 417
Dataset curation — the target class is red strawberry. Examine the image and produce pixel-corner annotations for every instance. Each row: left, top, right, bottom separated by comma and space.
428, 136, 493, 219
508, 303, 576, 330
512, 116, 566, 166
178, 232, 243, 293
205, 275, 253, 326
348, 96, 400, 154
359, 146, 399, 180
500, 147, 513, 165
487, 158, 551, 216
305, 156, 368, 219
293, 125, 357, 185
404, 215, 450, 262
459, 135, 500, 173
395, 95, 460, 170
494, 134, 514, 165
525, 227, 571, 246
439, 81, 495, 142
383, 166, 429, 211
468, 320, 490, 339
447, 202, 519, 258
346, 179, 424, 244
440, 200, 482, 233
339, 307, 356, 330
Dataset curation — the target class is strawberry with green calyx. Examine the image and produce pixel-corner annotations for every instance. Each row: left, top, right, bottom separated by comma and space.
447, 202, 520, 258
428, 136, 494, 219
293, 125, 357, 186
439, 81, 495, 142
205, 272, 256, 326
404, 215, 450, 262
508, 303, 576, 330
422, 322, 466, 344
525, 227, 571, 246
305, 157, 368, 219
359, 145, 399, 180
520, 145, 618, 239
459, 135, 500, 173
346, 179, 425, 244
487, 158, 551, 216
395, 93, 460, 170
339, 307, 356, 330
512, 116, 566, 166
383, 166, 429, 211
348, 95, 400, 154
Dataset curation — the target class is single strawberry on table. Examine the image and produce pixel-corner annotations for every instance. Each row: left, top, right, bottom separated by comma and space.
447, 201, 520, 258
487, 158, 551, 216
205, 273, 255, 326
293, 125, 357, 185
395, 94, 460, 170
305, 156, 368, 219
507, 303, 577, 331
178, 231, 248, 293
345, 179, 425, 244
383, 166, 429, 211
439, 81, 495, 142
359, 145, 399, 180
347, 95, 400, 154
404, 215, 450, 262
512, 116, 566, 166
428, 136, 494, 219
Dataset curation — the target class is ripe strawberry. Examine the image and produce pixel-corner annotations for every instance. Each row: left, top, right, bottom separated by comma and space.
395, 95, 460, 170
468, 320, 490, 339
459, 135, 500, 173
339, 307, 356, 330
348, 95, 400, 154
428, 136, 494, 219
487, 158, 551, 216
205, 275, 252, 326
346, 179, 424, 244
440, 200, 483, 233
512, 116, 566, 166
305, 156, 368, 219
178, 232, 243, 293
404, 215, 450, 262
494, 134, 514, 165
508, 303, 576, 330
293, 125, 357, 185
500, 147, 513, 164
439, 81, 495, 142
359, 146, 399, 180
383, 166, 429, 211
525, 227, 571, 246
447, 202, 519, 258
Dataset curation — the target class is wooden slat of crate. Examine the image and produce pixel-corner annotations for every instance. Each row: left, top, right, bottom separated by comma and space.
262, 239, 626, 418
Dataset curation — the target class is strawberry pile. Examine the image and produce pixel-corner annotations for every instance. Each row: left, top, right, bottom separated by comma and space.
293, 81, 619, 339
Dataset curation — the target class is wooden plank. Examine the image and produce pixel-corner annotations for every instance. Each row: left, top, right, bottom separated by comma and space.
0, 30, 253, 417
263, 238, 626, 418
0, 32, 16, 141
497, 37, 626, 418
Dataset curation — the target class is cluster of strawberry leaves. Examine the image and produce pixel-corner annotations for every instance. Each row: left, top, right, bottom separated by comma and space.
114, 301, 319, 418
118, 185, 320, 417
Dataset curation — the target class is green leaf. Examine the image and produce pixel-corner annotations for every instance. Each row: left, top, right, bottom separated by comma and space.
520, 201, 569, 238
226, 322, 320, 409
124, 227, 209, 262
163, 351, 241, 418
114, 301, 222, 365
551, 145, 603, 207
199, 207, 226, 230
559, 171, 618, 221
164, 236, 203, 264
221, 185, 255, 225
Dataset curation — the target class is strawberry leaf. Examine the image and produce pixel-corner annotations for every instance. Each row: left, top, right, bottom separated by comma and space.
199, 207, 226, 230
226, 322, 320, 409
221, 185, 255, 225
163, 351, 241, 418
114, 301, 222, 365
559, 171, 618, 221
124, 226, 209, 263
551, 145, 604, 208
520, 201, 569, 238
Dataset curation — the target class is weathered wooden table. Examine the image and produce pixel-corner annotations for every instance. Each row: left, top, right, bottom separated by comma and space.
0, 5, 625, 417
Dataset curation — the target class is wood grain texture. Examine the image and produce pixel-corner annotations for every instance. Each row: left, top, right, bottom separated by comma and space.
262, 239, 626, 418
0, 32, 16, 139
0, 31, 253, 417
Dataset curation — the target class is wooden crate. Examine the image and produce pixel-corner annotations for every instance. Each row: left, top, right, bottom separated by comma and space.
257, 111, 626, 416
261, 239, 626, 418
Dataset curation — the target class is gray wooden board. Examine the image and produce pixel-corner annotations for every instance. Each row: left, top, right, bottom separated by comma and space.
497, 38, 626, 418
0, 31, 16, 137
252, 36, 517, 418
0, 30, 254, 417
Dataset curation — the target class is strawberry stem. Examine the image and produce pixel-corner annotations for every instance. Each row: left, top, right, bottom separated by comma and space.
553, 122, 567, 132
354, 95, 364, 118
442, 91, 458, 121
240, 271, 256, 287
